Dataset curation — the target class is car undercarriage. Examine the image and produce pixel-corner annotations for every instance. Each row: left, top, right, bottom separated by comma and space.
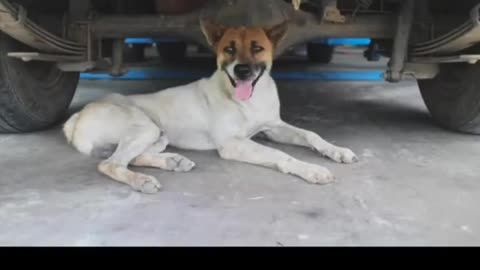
1, 0, 480, 134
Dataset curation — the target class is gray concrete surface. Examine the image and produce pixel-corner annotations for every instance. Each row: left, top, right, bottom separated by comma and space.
1, 56, 480, 246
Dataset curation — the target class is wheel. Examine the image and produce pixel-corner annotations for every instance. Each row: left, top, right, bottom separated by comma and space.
0, 33, 79, 133
364, 43, 381, 62
156, 41, 187, 62
124, 44, 145, 62
307, 43, 334, 64
418, 63, 480, 134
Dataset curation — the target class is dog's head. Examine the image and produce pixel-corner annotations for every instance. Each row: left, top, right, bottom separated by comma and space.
200, 19, 288, 101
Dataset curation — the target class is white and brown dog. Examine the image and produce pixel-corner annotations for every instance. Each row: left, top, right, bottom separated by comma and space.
63, 20, 358, 194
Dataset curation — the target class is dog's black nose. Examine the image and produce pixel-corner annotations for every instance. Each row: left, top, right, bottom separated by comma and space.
234, 64, 253, 80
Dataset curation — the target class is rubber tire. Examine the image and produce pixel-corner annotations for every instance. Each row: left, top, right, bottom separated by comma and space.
156, 42, 187, 63
124, 44, 145, 62
307, 43, 334, 64
0, 34, 79, 133
418, 63, 480, 134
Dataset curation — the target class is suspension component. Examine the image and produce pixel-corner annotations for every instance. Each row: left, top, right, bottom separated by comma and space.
385, 0, 414, 82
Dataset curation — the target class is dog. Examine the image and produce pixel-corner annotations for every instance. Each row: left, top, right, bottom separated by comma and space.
63, 20, 358, 193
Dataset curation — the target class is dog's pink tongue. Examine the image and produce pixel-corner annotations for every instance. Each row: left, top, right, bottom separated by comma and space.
234, 81, 254, 101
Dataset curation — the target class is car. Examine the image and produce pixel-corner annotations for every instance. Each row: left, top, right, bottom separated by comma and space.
1, 0, 480, 134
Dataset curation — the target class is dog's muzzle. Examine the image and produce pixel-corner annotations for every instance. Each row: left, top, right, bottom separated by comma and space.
223, 63, 266, 101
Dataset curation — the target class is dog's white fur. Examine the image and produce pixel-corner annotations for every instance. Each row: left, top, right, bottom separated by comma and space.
63, 23, 358, 193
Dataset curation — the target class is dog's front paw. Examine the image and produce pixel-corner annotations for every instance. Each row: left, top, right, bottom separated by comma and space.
326, 147, 358, 164
131, 173, 162, 194
165, 154, 196, 172
300, 164, 335, 185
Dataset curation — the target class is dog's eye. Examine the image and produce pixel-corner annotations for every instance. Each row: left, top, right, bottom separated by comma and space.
224, 46, 236, 55
252, 45, 264, 54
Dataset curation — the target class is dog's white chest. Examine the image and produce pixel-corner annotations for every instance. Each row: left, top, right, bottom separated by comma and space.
243, 103, 278, 136
211, 90, 280, 142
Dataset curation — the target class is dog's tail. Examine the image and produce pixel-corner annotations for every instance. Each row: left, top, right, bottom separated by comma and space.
63, 112, 95, 156
63, 112, 80, 144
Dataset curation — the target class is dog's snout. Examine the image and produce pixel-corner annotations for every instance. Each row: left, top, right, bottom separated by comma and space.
234, 64, 253, 80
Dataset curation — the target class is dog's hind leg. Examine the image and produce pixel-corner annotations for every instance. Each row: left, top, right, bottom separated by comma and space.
132, 152, 196, 172
130, 135, 196, 172
98, 124, 163, 194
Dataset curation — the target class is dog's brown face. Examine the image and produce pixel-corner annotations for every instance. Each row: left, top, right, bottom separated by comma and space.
201, 20, 288, 101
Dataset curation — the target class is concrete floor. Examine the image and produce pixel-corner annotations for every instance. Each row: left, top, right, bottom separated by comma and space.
1, 55, 480, 246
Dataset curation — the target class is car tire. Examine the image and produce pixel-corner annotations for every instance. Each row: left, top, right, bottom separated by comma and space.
156, 41, 187, 63
418, 63, 480, 134
0, 33, 79, 133
307, 43, 334, 64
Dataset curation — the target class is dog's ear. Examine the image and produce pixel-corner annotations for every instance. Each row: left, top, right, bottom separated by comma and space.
264, 21, 288, 48
200, 18, 227, 48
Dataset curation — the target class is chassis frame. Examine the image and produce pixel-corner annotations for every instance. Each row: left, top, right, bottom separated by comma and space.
1, 0, 480, 82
